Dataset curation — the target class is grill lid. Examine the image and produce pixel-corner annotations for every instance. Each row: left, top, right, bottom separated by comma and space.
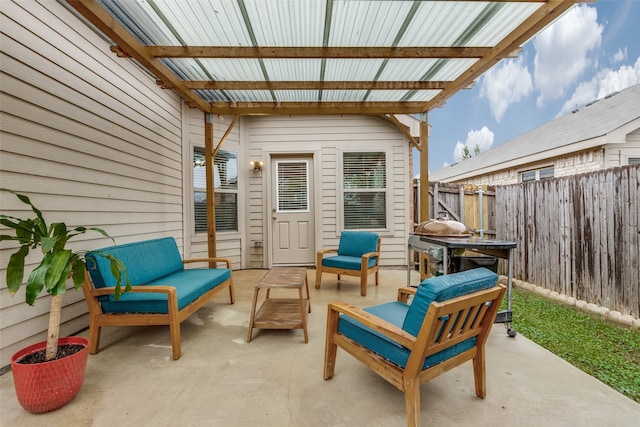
415, 212, 472, 237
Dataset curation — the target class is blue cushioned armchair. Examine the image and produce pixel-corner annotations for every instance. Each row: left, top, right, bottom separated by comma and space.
315, 231, 381, 296
324, 268, 506, 427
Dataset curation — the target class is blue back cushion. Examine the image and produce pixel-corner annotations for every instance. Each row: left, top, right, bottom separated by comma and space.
85, 237, 184, 288
337, 231, 379, 257
402, 268, 498, 336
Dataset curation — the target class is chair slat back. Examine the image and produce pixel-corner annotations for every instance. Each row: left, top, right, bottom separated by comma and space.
408, 285, 505, 369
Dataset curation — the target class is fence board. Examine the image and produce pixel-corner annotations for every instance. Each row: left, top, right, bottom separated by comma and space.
494, 165, 639, 318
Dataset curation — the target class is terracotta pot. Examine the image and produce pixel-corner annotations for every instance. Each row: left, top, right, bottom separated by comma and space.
11, 336, 89, 414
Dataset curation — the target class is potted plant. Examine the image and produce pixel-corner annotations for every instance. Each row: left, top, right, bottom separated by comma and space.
0, 188, 130, 413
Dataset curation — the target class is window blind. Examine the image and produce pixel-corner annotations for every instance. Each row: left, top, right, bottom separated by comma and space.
343, 152, 386, 229
277, 161, 309, 212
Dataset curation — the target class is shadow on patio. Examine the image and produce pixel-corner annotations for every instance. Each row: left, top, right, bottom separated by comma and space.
1, 269, 638, 426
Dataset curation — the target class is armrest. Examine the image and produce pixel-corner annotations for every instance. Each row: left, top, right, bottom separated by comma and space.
397, 286, 417, 303
328, 302, 415, 349
361, 251, 380, 260
317, 248, 338, 256
183, 257, 232, 269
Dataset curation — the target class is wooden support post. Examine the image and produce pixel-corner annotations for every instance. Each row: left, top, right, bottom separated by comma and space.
419, 117, 430, 222
205, 114, 217, 264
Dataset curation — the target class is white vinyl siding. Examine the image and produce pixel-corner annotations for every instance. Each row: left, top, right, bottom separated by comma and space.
0, 0, 184, 367
246, 115, 410, 269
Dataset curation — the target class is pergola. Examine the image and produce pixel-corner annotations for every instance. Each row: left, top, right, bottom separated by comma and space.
66, 0, 580, 256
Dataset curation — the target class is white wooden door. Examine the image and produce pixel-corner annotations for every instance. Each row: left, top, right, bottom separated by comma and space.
271, 156, 315, 265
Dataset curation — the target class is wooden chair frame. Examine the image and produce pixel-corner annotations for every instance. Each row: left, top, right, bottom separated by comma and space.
82, 257, 235, 360
324, 284, 506, 427
315, 237, 381, 296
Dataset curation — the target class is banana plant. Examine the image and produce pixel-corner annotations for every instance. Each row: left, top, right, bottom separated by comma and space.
0, 188, 131, 361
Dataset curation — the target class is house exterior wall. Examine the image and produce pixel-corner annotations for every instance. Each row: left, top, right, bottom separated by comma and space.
245, 115, 412, 268
603, 128, 640, 167
183, 112, 244, 267
450, 148, 614, 186
0, 0, 416, 368
0, 0, 186, 367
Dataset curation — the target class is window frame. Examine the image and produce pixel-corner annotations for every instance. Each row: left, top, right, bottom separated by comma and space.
339, 149, 391, 232
193, 146, 239, 235
520, 165, 555, 183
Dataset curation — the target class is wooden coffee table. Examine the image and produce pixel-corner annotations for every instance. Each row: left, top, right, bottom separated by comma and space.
247, 267, 311, 343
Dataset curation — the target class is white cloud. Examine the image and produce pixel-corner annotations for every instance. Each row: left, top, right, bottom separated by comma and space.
480, 56, 532, 122
534, 5, 603, 107
612, 47, 627, 64
557, 56, 640, 117
453, 127, 494, 162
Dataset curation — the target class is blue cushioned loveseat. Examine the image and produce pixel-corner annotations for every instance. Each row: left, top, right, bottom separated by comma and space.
324, 268, 505, 427
82, 237, 235, 360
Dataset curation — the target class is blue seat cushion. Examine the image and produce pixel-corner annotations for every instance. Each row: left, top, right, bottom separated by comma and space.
402, 268, 498, 336
322, 255, 377, 271
100, 268, 231, 314
337, 231, 379, 258
338, 302, 475, 369
85, 237, 184, 288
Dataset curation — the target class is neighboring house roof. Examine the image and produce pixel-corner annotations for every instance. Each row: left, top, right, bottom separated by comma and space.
430, 84, 640, 182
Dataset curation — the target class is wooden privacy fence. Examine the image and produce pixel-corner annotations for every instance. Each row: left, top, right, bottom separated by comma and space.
414, 181, 497, 236
496, 165, 639, 318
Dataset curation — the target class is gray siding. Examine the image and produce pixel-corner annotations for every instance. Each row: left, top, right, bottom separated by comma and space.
0, 0, 184, 367
246, 115, 411, 268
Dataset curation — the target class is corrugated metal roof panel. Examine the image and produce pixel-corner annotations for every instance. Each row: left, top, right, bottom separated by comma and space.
329, 1, 414, 46
84, 0, 578, 113
244, 0, 325, 46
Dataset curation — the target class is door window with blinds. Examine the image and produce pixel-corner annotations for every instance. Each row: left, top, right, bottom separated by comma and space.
342, 151, 387, 229
193, 147, 238, 233
276, 160, 309, 212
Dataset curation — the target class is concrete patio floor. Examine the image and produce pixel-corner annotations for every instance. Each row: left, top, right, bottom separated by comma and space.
1, 268, 638, 426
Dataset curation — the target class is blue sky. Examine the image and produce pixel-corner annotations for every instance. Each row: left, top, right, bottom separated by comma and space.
420, 0, 640, 176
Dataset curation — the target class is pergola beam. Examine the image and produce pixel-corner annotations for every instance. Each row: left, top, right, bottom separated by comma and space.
147, 46, 494, 59
209, 102, 429, 115
66, 0, 212, 113
186, 81, 449, 91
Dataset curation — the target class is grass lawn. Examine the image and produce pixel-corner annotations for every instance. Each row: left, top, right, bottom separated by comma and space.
504, 288, 640, 403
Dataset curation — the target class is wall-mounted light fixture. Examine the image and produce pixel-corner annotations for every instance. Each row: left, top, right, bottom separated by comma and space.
250, 160, 264, 171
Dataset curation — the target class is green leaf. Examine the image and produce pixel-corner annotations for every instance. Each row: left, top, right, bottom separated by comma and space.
70, 256, 86, 289
25, 263, 47, 305
44, 249, 72, 293
6, 245, 29, 294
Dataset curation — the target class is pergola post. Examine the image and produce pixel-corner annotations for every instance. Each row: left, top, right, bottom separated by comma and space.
205, 113, 217, 263
419, 116, 430, 222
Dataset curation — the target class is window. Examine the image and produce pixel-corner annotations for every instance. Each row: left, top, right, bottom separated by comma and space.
276, 161, 309, 212
520, 166, 554, 182
343, 151, 387, 229
629, 157, 640, 165
193, 147, 238, 233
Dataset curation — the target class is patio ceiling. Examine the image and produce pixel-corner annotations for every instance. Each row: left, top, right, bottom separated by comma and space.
66, 0, 581, 116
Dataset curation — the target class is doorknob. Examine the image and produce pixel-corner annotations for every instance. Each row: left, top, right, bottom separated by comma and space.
273, 216, 277, 220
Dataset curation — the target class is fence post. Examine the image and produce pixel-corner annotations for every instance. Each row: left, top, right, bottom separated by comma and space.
476, 186, 484, 238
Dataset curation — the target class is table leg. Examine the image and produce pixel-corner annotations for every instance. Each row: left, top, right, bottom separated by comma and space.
304, 274, 311, 313
299, 288, 308, 343
247, 287, 261, 342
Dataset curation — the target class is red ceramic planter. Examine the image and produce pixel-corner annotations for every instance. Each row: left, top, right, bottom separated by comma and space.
11, 336, 89, 414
